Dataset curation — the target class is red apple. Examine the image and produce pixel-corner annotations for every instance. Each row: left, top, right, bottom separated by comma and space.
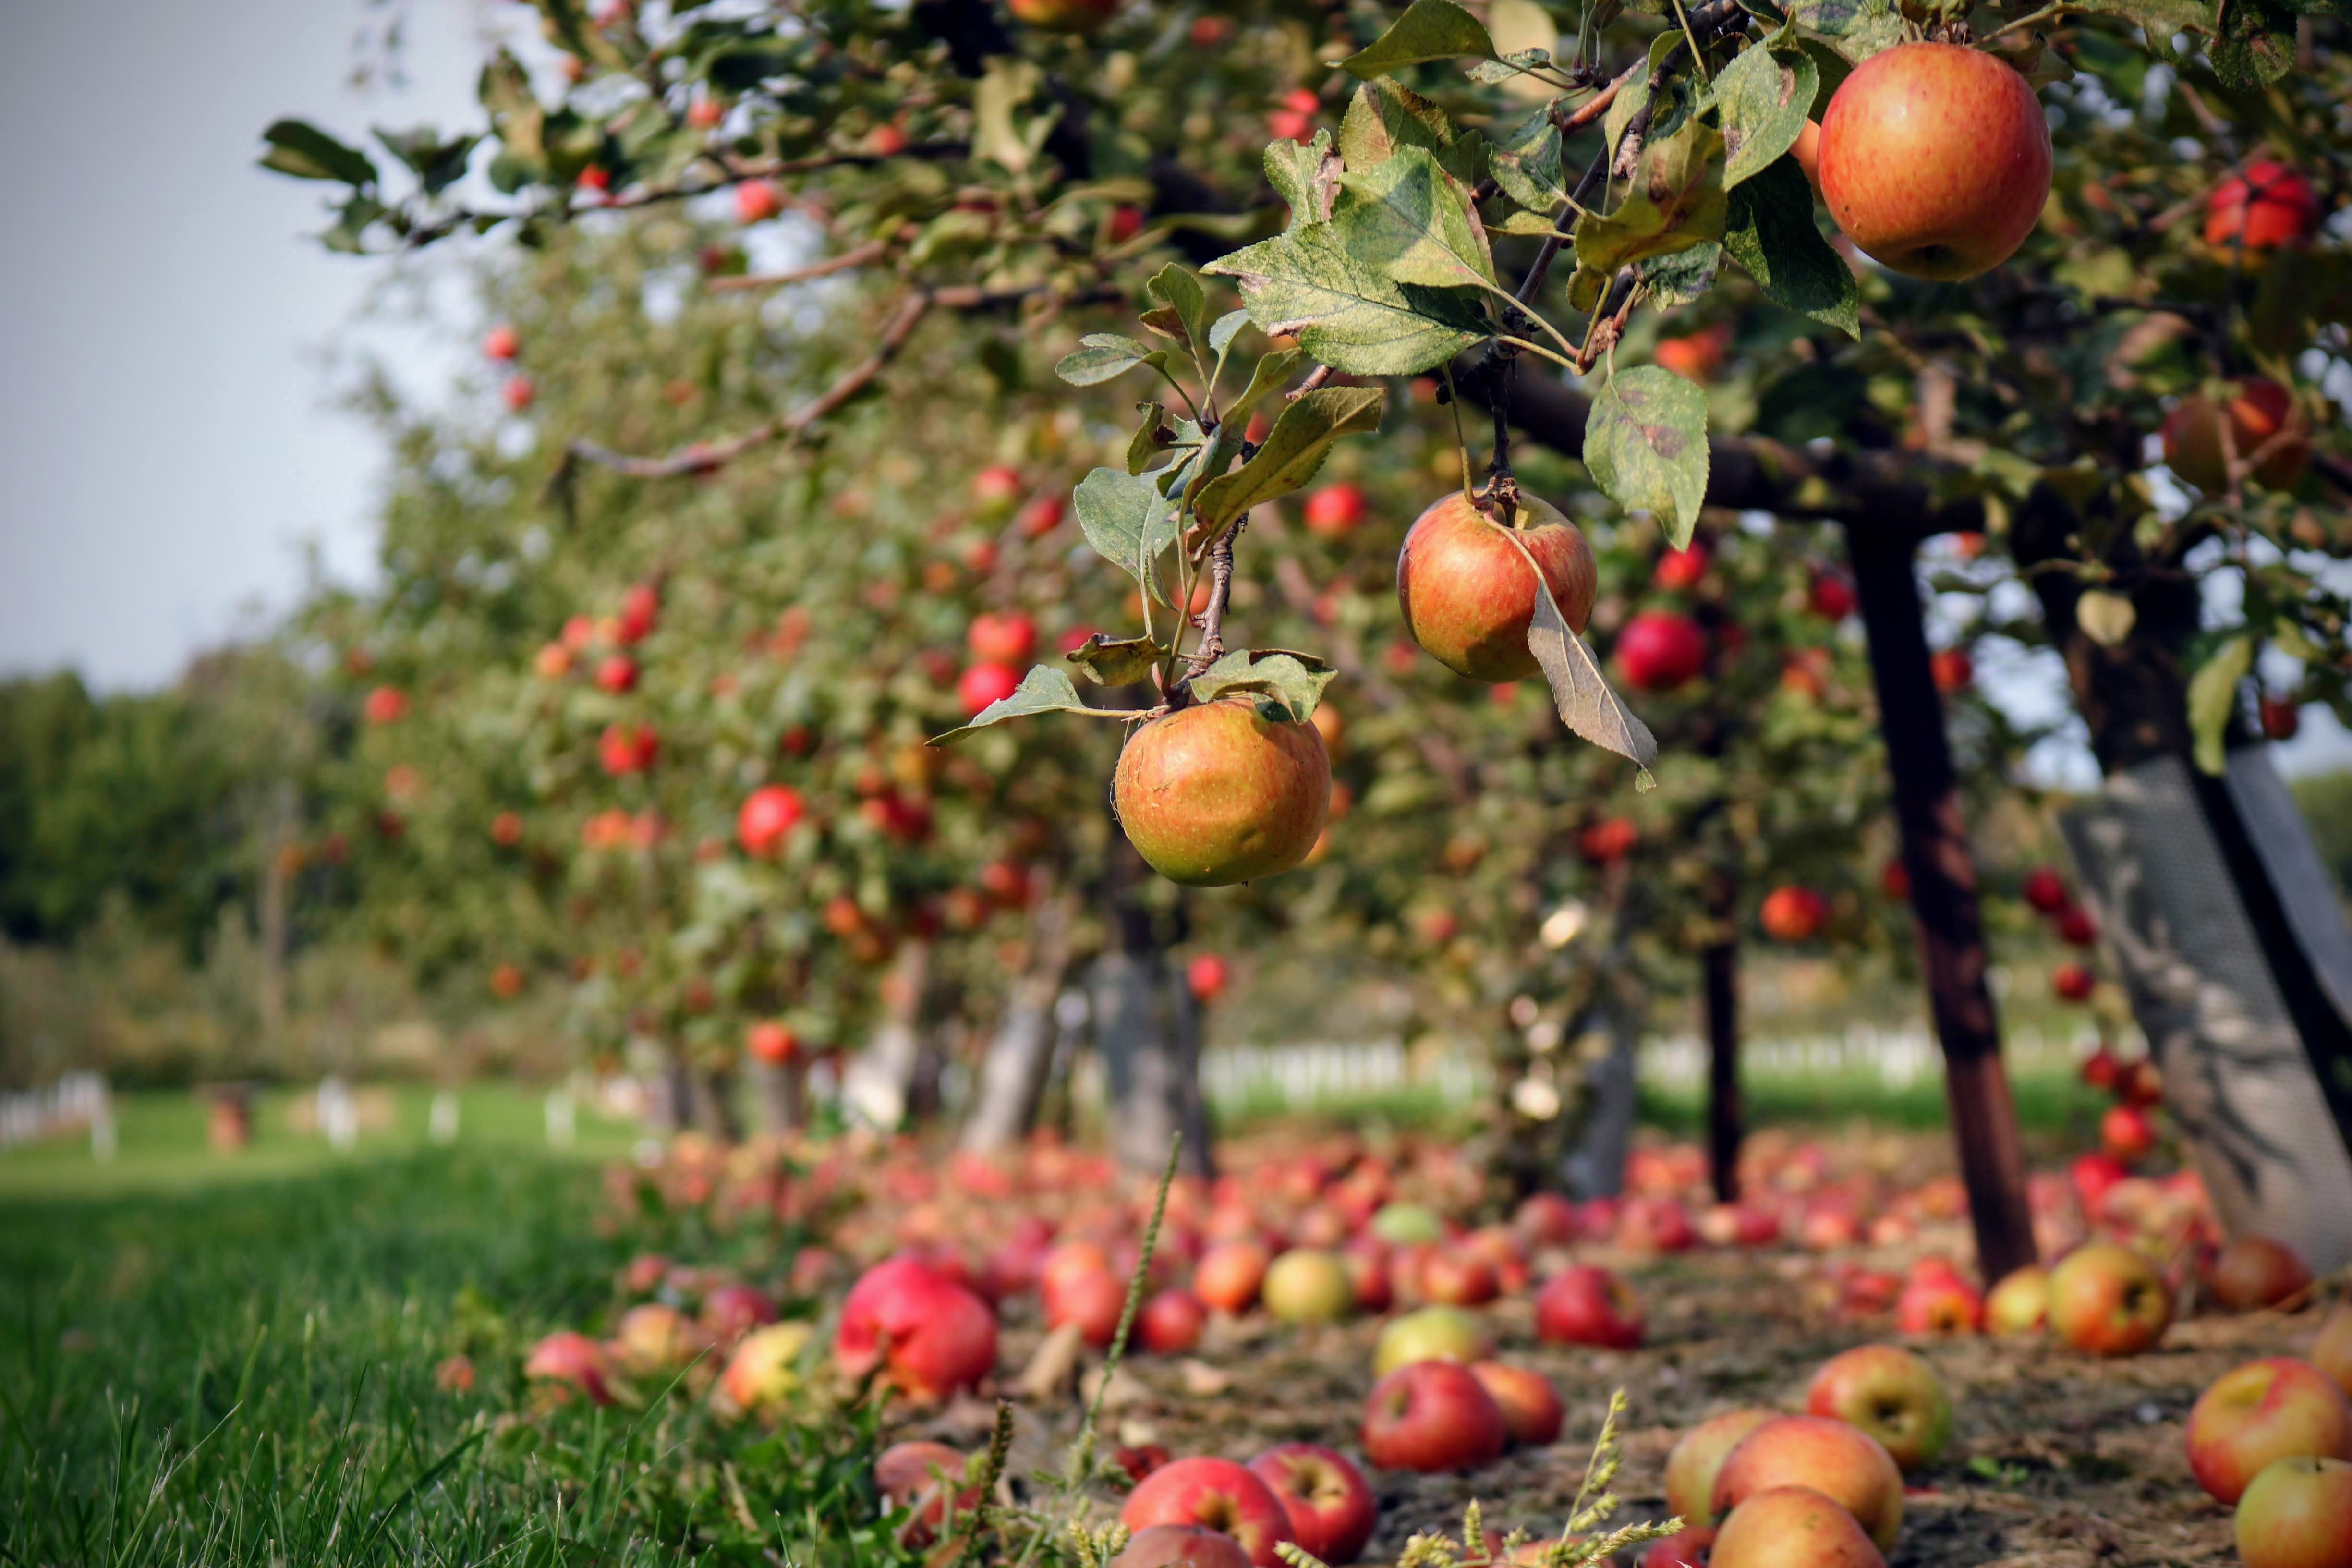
1535, 1265, 1644, 1349
1807, 573, 1857, 621
735, 180, 783, 223
1806, 1345, 1953, 1470
1187, 953, 1231, 1003
1470, 1361, 1564, 1446
1138, 1288, 1208, 1355
1396, 492, 1597, 682
701, 1282, 778, 1343
1302, 483, 1369, 539
973, 465, 1024, 505
2206, 160, 2320, 251
969, 611, 1037, 665
1654, 324, 1731, 383
2052, 961, 2095, 1001
1710, 1486, 1887, 1568
617, 583, 658, 643
1817, 42, 2051, 280
1711, 1416, 1903, 1549
834, 1256, 997, 1401
1984, 1265, 2049, 1336
525, 1330, 616, 1405
1929, 647, 1973, 694
1666, 1410, 1774, 1524
2188, 1358, 2352, 1505
2164, 377, 2310, 493
1361, 1360, 1509, 1472
1194, 1240, 1272, 1314
1759, 886, 1829, 943
875, 1440, 981, 1543
719, 1321, 813, 1412
1045, 1264, 1128, 1347
1247, 1443, 1378, 1564
2209, 1236, 2315, 1312
2235, 1455, 2352, 1568
1113, 701, 1329, 887
2047, 1241, 2171, 1356
1120, 1457, 1295, 1568
1639, 1525, 1721, 1568
2263, 696, 2304, 741
1616, 611, 1709, 692
1113, 1525, 1253, 1568
2022, 866, 2069, 912
1894, 1273, 1982, 1337
737, 785, 804, 856
2100, 1103, 2157, 1165
1514, 1191, 1580, 1247
1420, 1250, 1500, 1307
958, 661, 1021, 716
502, 376, 535, 412
484, 324, 521, 361
1262, 1248, 1354, 1324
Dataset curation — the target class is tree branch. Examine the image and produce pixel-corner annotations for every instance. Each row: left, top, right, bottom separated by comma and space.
706, 239, 889, 293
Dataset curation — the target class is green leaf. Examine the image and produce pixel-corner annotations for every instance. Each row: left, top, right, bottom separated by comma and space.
1339, 0, 1499, 79
1264, 132, 1342, 231
1065, 634, 1165, 686
1209, 309, 1251, 388
1584, 365, 1710, 548
1185, 650, 1337, 723
1509, 536, 1658, 788
932, 667, 1097, 743
1334, 145, 1497, 293
1225, 347, 1306, 425
373, 126, 480, 196
2187, 634, 2253, 775
1712, 45, 1818, 190
973, 59, 1042, 175
478, 49, 545, 165
1056, 335, 1171, 386
259, 120, 379, 185
1205, 222, 1491, 377
1489, 102, 1570, 213
1147, 265, 1212, 350
1574, 120, 1726, 277
1073, 468, 1179, 602
1194, 386, 1386, 528
2210, 0, 2295, 86
1641, 241, 1721, 305
1126, 403, 1170, 476
1721, 156, 1861, 337
1784, 0, 1905, 61
1338, 80, 1487, 189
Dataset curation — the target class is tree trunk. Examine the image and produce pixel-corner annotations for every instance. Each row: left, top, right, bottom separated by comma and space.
257, 777, 296, 1061
1092, 847, 1213, 1178
1562, 980, 1642, 1199
751, 1059, 805, 1138
690, 1068, 742, 1144
962, 894, 1078, 1154
1846, 520, 2038, 1284
842, 937, 931, 1130
1703, 937, 1742, 1204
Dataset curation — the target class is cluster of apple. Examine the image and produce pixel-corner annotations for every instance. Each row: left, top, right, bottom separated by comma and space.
2186, 1319, 2352, 1568
483, 321, 533, 413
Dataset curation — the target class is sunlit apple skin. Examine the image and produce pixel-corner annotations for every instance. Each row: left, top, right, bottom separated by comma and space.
1806, 1345, 1953, 1471
1361, 1360, 1510, 1472
1711, 1415, 1904, 1550
2185, 1357, 2352, 1505
1114, 700, 1329, 887
1470, 1361, 1564, 1446
2235, 1455, 2352, 1568
1120, 1457, 1296, 1568
1666, 1410, 1775, 1524
1396, 492, 1597, 681
1247, 1443, 1378, 1564
1817, 43, 2052, 281
1984, 1265, 2049, 1336
2047, 1241, 2171, 1357
525, 1329, 617, 1405
1710, 1486, 1889, 1568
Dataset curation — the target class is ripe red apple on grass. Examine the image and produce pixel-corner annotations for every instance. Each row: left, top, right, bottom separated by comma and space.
2185, 1357, 2352, 1505
1665, 1410, 1774, 1524
1535, 1265, 1644, 1349
2047, 1242, 2171, 1356
1138, 1288, 1208, 1354
1361, 1360, 1509, 1472
834, 1256, 997, 1401
1247, 1443, 1378, 1564
1710, 1486, 1888, 1568
1113, 700, 1329, 887
1120, 1457, 1295, 1568
1711, 1415, 1903, 1549
1806, 1345, 1953, 1470
2209, 1236, 2315, 1312
2235, 1455, 2352, 1568
701, 1282, 778, 1343
874, 1440, 981, 1543
525, 1330, 617, 1405
1395, 492, 1597, 682
1816, 43, 2052, 280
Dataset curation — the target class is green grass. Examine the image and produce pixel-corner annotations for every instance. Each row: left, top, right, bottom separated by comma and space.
1637, 1059, 2108, 1152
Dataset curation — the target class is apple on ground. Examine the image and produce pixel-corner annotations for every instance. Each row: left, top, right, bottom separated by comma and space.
1470, 1361, 1564, 1446
2207, 1236, 2315, 1312
1247, 1443, 1379, 1564
2184, 1357, 2352, 1505
874, 1440, 980, 1544
1710, 1415, 1903, 1550
1361, 1360, 1509, 1472
701, 1282, 778, 1343
1894, 1272, 1983, 1336
1193, 1240, 1272, 1314
2313, 1305, 2352, 1397
720, 1321, 814, 1413
2047, 1241, 2172, 1356
1710, 1486, 1888, 1568
1984, 1265, 2049, 1336
1806, 1345, 1953, 1470
1114, 701, 1329, 887
1138, 1288, 1208, 1355
1395, 492, 1597, 682
1370, 1203, 1444, 1244
1262, 1248, 1354, 1324
1112, 1524, 1254, 1568
1638, 1525, 1719, 1568
1535, 1265, 1645, 1349
1665, 1410, 1775, 1524
1420, 1250, 1501, 1307
1119, 1457, 1296, 1568
2234, 1455, 2352, 1568
1373, 1305, 1490, 1376
612, 1302, 702, 1374
1044, 1264, 1128, 1347
834, 1256, 998, 1401
525, 1330, 617, 1405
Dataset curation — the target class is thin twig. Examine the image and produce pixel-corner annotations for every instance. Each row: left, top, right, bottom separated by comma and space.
706, 239, 888, 293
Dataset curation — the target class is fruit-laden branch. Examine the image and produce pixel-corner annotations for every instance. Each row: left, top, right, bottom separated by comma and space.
707, 239, 890, 294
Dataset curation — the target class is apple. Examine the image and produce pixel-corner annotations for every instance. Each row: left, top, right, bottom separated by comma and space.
2313, 1305, 2352, 1396
1894, 1272, 1982, 1336
1194, 1240, 1271, 1314
2206, 160, 2320, 251
1470, 1361, 1564, 1446
1710, 1486, 1888, 1568
1984, 1266, 2049, 1335
1654, 324, 1731, 383
1045, 1265, 1128, 1347
526, 1330, 617, 1405
1535, 1265, 1644, 1349
1120, 1457, 1295, 1568
973, 465, 1024, 506
1514, 1191, 1580, 1247
969, 611, 1037, 665
1929, 647, 1973, 694
1666, 1410, 1775, 1524
363, 685, 410, 725
1361, 1360, 1509, 1472
1616, 611, 1709, 692
1654, 540, 1711, 591
2117, 1057, 2163, 1106
599, 722, 658, 776
2052, 961, 2095, 1001
2100, 1104, 2157, 1165
1343, 1244, 1394, 1313
2022, 866, 2069, 912
1816, 42, 2051, 280
1113, 700, 1329, 887
1420, 1250, 1500, 1307
1006, 0, 1120, 30
2164, 377, 2310, 493
1187, 953, 1231, 1003
2263, 697, 2303, 741
1639, 1525, 1720, 1568
611, 1302, 701, 1374
1017, 495, 1066, 537
1806, 1345, 1953, 1470
1711, 1416, 1903, 1549
1759, 886, 1829, 943
484, 324, 521, 362
1268, 87, 1321, 143
1302, 483, 1369, 539
1139, 1289, 1208, 1355
1580, 817, 1641, 863
737, 785, 804, 856
735, 180, 783, 223
834, 1256, 998, 1401
719, 1321, 813, 1412
617, 583, 658, 642
702, 1282, 778, 1343
2209, 1236, 2316, 1312
1112, 1525, 1254, 1568
1371, 1203, 1444, 1244
1373, 1305, 1490, 1375
1807, 573, 1857, 621
958, 662, 1022, 717
1395, 492, 1597, 682
503, 376, 535, 412
875, 1439, 980, 1544
2185, 1357, 2352, 1505
2235, 1455, 2352, 1568
1247, 1443, 1378, 1564
1262, 1249, 1354, 1324
2047, 1242, 2171, 1356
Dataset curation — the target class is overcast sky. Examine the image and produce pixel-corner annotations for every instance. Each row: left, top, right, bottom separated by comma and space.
0, 0, 2343, 778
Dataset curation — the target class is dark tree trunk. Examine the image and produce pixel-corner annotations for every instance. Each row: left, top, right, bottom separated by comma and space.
1846, 520, 2039, 1283
1703, 937, 1742, 1204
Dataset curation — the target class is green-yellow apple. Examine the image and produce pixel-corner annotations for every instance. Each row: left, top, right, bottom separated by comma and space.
1816, 42, 2051, 280
1263, 1248, 1354, 1324
1665, 1410, 1774, 1523
1370, 1202, 1444, 1244
1806, 1345, 1952, 1470
2235, 1455, 2352, 1568
1114, 700, 1328, 887
1396, 492, 1597, 682
1373, 1305, 1490, 1376
721, 1320, 814, 1413
1984, 1265, 2049, 1336
1711, 1486, 1887, 1568
2186, 1358, 2352, 1505
1711, 1415, 1903, 1549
